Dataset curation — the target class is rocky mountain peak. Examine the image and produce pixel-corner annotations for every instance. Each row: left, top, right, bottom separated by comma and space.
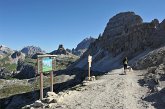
103, 12, 143, 38
0, 45, 14, 59
75, 37, 95, 51
50, 44, 68, 55
21, 46, 45, 57
72, 37, 95, 56
58, 44, 65, 50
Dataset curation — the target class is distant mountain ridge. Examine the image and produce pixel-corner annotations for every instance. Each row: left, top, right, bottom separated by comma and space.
0, 45, 14, 56
72, 37, 95, 56
21, 46, 45, 57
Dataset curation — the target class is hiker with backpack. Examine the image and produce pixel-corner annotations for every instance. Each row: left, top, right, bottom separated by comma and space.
123, 57, 128, 75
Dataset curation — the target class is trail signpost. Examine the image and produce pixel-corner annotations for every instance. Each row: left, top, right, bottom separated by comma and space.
88, 55, 92, 80
37, 55, 56, 100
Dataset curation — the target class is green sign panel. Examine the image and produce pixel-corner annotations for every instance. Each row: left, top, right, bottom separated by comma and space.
42, 57, 53, 73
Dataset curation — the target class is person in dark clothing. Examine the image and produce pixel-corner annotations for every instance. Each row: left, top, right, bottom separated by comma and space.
123, 57, 128, 74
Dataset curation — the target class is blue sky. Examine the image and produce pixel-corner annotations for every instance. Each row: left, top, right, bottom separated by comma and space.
0, 0, 165, 52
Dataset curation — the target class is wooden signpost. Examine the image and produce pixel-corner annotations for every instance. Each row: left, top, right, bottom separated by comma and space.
37, 55, 57, 100
88, 55, 92, 80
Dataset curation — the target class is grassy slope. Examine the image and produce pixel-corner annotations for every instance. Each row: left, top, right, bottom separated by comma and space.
0, 55, 79, 99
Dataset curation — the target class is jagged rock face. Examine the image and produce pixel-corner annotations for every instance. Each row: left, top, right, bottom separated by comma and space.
73, 37, 95, 56
50, 44, 68, 55
21, 46, 45, 57
72, 12, 165, 72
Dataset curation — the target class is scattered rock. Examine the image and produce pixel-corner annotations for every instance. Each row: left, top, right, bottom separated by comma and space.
46, 92, 58, 97
47, 103, 57, 108
33, 100, 44, 107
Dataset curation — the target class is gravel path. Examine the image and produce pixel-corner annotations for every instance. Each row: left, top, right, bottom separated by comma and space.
55, 68, 155, 109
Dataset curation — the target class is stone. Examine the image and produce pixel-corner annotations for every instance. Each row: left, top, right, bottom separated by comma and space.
82, 81, 90, 86
44, 97, 54, 103
46, 92, 58, 97
153, 86, 161, 92
66, 91, 72, 95
47, 103, 57, 108
91, 76, 96, 81
22, 105, 31, 109
33, 100, 44, 107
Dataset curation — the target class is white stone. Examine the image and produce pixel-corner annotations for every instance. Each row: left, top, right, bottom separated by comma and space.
47, 103, 57, 108
91, 76, 96, 81
33, 100, 44, 107
83, 81, 90, 86
46, 92, 58, 97
30, 107, 35, 109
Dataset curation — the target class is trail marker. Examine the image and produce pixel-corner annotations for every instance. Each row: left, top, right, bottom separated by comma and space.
37, 55, 57, 100
88, 55, 92, 80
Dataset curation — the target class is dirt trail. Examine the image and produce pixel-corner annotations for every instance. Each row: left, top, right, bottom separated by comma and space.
53, 68, 154, 109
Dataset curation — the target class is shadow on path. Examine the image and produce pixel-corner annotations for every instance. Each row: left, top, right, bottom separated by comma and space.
0, 68, 107, 109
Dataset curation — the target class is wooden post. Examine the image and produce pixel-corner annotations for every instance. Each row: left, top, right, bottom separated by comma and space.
38, 58, 43, 100
88, 65, 90, 80
50, 71, 53, 92
40, 72, 43, 100
88, 55, 92, 80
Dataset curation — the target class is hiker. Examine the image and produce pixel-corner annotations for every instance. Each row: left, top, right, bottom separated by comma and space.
123, 57, 128, 74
